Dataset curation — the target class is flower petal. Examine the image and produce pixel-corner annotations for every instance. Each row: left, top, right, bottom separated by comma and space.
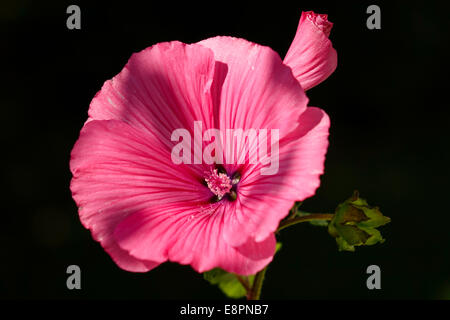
246, 107, 330, 201
223, 107, 330, 245
198, 36, 308, 140
87, 41, 217, 148
284, 11, 337, 90
70, 120, 211, 271
99, 235, 160, 272
114, 202, 276, 275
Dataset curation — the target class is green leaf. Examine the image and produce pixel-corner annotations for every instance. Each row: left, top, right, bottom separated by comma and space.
203, 268, 249, 299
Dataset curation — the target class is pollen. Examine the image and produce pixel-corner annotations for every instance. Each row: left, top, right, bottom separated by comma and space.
205, 169, 232, 200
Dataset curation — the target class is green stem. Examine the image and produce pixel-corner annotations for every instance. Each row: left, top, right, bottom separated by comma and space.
277, 213, 334, 232
247, 266, 268, 300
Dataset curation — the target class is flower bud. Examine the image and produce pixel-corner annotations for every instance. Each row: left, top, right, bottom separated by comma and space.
328, 191, 391, 251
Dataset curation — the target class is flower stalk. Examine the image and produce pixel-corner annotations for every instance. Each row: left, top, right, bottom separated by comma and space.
277, 213, 334, 232
247, 266, 268, 300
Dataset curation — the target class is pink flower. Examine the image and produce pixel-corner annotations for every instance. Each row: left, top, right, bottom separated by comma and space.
70, 11, 337, 275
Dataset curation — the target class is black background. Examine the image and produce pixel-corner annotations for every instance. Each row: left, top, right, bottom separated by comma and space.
2, 0, 450, 299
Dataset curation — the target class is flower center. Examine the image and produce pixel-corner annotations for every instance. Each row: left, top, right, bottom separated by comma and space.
205, 169, 232, 200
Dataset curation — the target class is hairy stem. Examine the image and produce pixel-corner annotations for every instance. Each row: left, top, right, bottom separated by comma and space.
277, 213, 334, 232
